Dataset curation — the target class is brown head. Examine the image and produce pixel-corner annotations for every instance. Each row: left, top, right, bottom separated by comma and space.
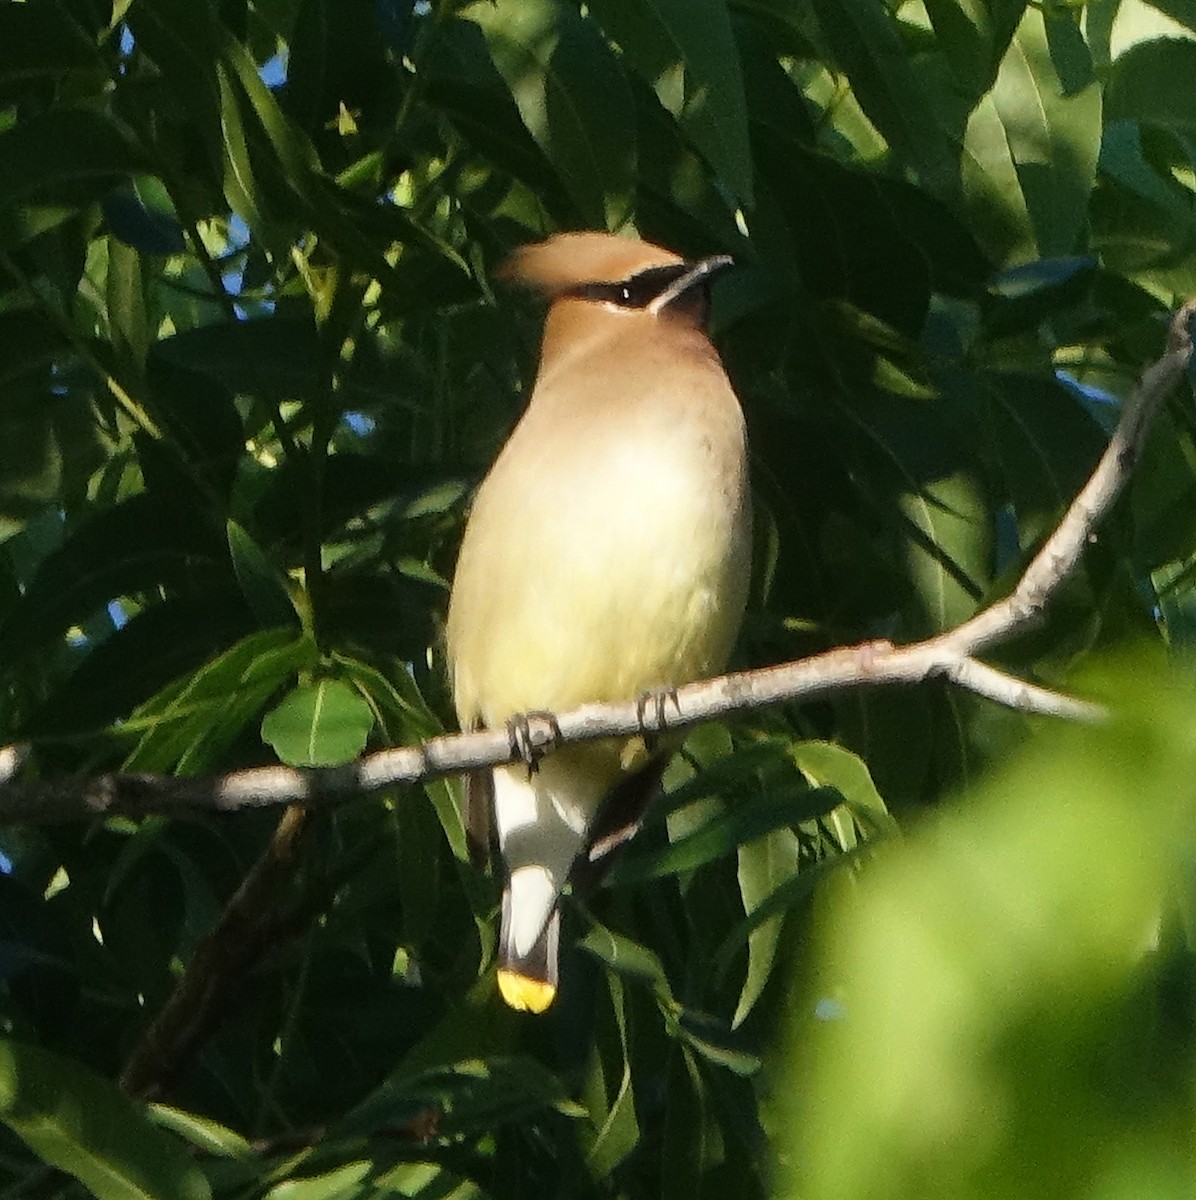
498, 232, 732, 372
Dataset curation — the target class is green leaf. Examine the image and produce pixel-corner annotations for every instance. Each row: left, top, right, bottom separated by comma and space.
898, 470, 992, 634
585, 0, 753, 204
101, 191, 187, 255
215, 58, 269, 234
0, 494, 226, 671
147, 1105, 254, 1158
106, 237, 150, 372
962, 7, 1101, 263
0, 5, 101, 78
988, 255, 1096, 298
987, 374, 1107, 548
791, 741, 893, 830
1092, 120, 1196, 296
1042, 4, 1095, 95
810, 0, 957, 196
263, 1161, 372, 1200
0, 1040, 210, 1200
154, 317, 321, 403
579, 921, 675, 1003
123, 628, 315, 773
921, 0, 1027, 98
227, 520, 296, 627
466, 0, 636, 228
23, 591, 255, 738
772, 661, 1196, 1200
0, 108, 145, 209
126, 0, 225, 188
0, 309, 68, 386
660, 1049, 716, 1200
1106, 35, 1196, 136
219, 36, 323, 184
420, 18, 568, 206
333, 652, 442, 741
582, 972, 640, 1177
675, 1009, 761, 1076
342, 1051, 571, 1147
261, 678, 374, 767
1145, 0, 1196, 33
609, 785, 842, 884
732, 827, 800, 1027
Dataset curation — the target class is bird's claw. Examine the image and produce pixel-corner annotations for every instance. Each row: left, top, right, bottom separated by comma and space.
506, 711, 562, 776
635, 686, 679, 751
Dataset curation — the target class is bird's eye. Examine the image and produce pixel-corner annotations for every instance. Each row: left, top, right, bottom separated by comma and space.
619, 285, 632, 303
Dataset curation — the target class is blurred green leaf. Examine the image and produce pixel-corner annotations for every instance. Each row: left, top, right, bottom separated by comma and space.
773, 661, 1196, 1200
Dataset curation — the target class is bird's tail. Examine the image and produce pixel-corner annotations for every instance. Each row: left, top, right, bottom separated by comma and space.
497, 880, 560, 1013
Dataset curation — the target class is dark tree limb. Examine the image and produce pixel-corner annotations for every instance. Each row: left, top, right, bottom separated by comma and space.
119, 805, 312, 1099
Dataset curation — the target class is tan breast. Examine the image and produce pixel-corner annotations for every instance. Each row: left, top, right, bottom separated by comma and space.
446, 301, 751, 730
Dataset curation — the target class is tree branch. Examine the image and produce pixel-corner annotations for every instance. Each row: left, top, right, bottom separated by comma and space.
0, 303, 1192, 828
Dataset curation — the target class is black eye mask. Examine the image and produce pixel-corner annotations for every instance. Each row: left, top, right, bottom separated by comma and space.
565, 264, 693, 309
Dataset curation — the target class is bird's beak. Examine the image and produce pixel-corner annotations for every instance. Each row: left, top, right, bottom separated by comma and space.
646, 254, 734, 315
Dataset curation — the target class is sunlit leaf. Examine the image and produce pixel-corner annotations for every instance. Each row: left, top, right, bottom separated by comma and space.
0, 1041, 211, 1200
465, 0, 635, 228
962, 7, 1101, 264
585, 0, 753, 203
810, 0, 957, 195
123, 628, 315, 772
261, 678, 374, 766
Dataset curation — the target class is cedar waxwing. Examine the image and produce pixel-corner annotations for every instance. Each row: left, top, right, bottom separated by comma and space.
445, 232, 751, 1013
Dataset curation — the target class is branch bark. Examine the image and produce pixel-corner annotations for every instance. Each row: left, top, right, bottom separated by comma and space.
0, 303, 1192, 831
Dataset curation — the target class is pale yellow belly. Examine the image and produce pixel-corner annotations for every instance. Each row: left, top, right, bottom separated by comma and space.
447, 421, 750, 729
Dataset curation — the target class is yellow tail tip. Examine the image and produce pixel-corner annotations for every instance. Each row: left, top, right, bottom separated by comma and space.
497, 969, 557, 1013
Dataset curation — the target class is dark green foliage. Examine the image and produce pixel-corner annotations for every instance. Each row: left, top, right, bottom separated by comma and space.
1, 1, 1196, 1197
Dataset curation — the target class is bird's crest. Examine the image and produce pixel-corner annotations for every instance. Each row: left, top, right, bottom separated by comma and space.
498, 232, 684, 296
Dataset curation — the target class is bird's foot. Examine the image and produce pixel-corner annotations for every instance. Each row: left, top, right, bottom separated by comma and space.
506, 711, 562, 776
635, 686, 680, 752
